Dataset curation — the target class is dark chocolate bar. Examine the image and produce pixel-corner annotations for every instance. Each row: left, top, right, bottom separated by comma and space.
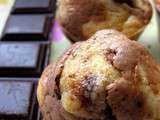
12, 0, 56, 14
0, 81, 34, 120
0, 43, 48, 77
1, 15, 52, 41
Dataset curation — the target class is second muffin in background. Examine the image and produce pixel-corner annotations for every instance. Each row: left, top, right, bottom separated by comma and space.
56, 0, 152, 42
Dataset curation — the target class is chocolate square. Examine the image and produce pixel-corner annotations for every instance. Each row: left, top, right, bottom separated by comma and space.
0, 43, 48, 77
1, 15, 52, 41
12, 0, 56, 14
0, 81, 34, 120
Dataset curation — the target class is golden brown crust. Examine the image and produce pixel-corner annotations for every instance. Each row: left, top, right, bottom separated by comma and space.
106, 79, 151, 120
38, 42, 82, 120
56, 0, 152, 42
56, 0, 106, 41
38, 30, 160, 120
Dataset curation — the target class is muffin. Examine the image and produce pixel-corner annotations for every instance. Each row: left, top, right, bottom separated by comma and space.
56, 0, 152, 42
37, 30, 160, 120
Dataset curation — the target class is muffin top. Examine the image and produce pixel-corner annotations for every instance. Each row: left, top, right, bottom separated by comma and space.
56, 0, 152, 41
38, 30, 160, 120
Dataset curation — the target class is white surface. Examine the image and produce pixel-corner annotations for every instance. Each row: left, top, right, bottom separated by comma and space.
0, 0, 15, 38
138, 1, 160, 63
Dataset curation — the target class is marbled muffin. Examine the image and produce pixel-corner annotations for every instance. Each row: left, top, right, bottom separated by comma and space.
56, 0, 152, 42
37, 30, 160, 120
